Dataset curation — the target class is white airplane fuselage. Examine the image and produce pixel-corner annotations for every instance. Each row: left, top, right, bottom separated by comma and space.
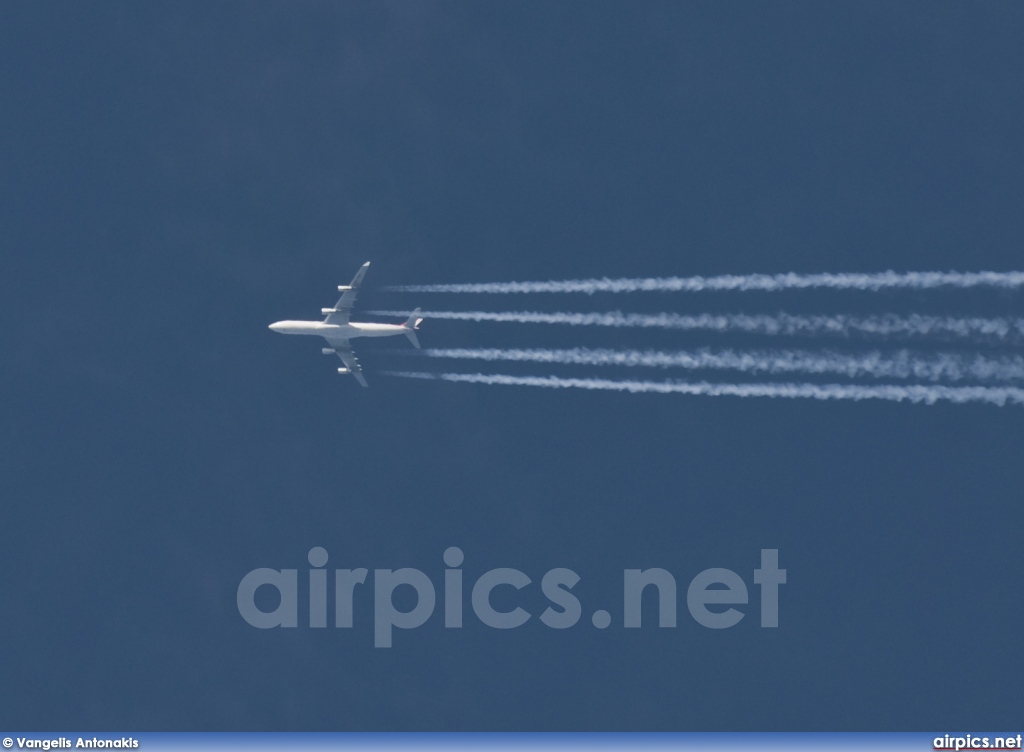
268, 321, 408, 339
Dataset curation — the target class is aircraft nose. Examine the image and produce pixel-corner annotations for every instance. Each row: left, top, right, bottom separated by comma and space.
269, 322, 282, 332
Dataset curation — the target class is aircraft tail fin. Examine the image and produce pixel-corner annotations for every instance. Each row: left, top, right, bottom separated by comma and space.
403, 308, 423, 349
404, 308, 424, 329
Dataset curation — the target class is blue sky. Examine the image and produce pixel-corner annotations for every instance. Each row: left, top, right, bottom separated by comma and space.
2, 1, 1022, 730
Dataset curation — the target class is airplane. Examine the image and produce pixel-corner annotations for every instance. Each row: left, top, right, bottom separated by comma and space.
268, 261, 423, 387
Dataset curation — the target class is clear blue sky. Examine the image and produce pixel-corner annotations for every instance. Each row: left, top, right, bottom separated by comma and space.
1, 1, 1022, 730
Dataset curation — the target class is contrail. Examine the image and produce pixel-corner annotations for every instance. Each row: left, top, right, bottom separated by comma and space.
415, 347, 1024, 383
385, 270, 1024, 294
384, 371, 1024, 406
368, 310, 1024, 340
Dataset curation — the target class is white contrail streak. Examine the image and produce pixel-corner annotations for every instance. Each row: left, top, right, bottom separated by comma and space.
385, 270, 1024, 294
384, 371, 1024, 406
416, 347, 1024, 383
368, 310, 1024, 340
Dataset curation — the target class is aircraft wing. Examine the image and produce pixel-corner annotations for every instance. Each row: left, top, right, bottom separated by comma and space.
326, 338, 368, 387
324, 261, 371, 325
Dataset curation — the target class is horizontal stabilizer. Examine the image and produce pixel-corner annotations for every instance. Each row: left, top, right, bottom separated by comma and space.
404, 307, 423, 349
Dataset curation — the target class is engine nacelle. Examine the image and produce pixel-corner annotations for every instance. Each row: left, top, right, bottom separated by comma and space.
322, 348, 336, 355
337, 285, 352, 292
321, 308, 338, 315
337, 367, 350, 375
